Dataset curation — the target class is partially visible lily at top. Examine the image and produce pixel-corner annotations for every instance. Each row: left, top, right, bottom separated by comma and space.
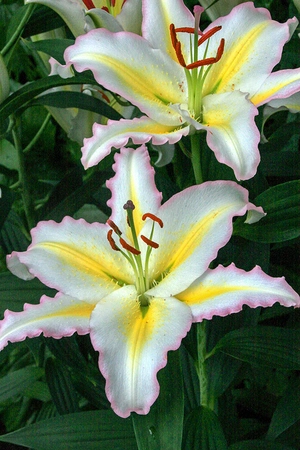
2, 146, 299, 418
24, 0, 142, 36
64, 0, 300, 180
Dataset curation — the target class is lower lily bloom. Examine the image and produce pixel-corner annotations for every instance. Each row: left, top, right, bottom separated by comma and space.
2, 146, 299, 417
64, 1, 300, 179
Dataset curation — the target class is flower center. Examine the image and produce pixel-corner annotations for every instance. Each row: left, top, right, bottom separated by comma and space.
106, 200, 163, 306
170, 6, 225, 121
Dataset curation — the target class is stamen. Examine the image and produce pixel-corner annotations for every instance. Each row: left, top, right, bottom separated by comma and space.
215, 38, 225, 63
83, 0, 95, 9
142, 213, 164, 228
119, 237, 141, 255
175, 27, 197, 33
99, 90, 111, 104
198, 26, 222, 46
170, 24, 187, 68
141, 235, 159, 249
107, 219, 122, 236
107, 230, 120, 251
186, 38, 225, 69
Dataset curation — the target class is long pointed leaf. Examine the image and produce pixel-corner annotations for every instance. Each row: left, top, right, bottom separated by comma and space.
0, 74, 96, 133
0, 410, 137, 450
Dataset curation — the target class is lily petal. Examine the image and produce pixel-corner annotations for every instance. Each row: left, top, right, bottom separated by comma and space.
64, 29, 186, 125
117, 0, 142, 34
81, 117, 189, 169
7, 217, 133, 301
204, 3, 296, 97
147, 181, 249, 297
201, 91, 260, 181
0, 293, 93, 351
107, 146, 162, 239
86, 9, 124, 32
251, 68, 300, 107
90, 285, 192, 418
177, 264, 300, 320
266, 91, 300, 113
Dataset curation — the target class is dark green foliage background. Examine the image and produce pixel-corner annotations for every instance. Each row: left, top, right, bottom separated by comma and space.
0, 0, 299, 449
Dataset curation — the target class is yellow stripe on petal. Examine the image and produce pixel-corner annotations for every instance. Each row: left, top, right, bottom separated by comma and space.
36, 242, 128, 285
53, 301, 95, 318
177, 283, 243, 305
121, 299, 166, 366
251, 71, 300, 106
206, 21, 270, 95
166, 206, 228, 272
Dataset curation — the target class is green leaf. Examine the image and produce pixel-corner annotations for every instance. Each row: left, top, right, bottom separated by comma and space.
22, 6, 66, 38
182, 406, 228, 450
0, 272, 56, 314
1, 209, 30, 254
229, 440, 296, 450
0, 367, 44, 403
132, 349, 184, 450
267, 380, 300, 440
234, 181, 300, 243
0, 74, 97, 134
24, 39, 74, 65
23, 380, 51, 402
37, 169, 111, 222
0, 410, 137, 450
45, 359, 79, 415
0, 139, 19, 172
0, 185, 14, 229
30, 91, 123, 120
213, 326, 300, 370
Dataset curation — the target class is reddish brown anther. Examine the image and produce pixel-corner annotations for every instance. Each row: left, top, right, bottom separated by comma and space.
141, 235, 159, 249
107, 230, 120, 251
170, 21, 224, 70
215, 38, 225, 63
107, 219, 122, 236
120, 238, 141, 255
198, 26, 222, 46
175, 27, 198, 34
186, 38, 225, 69
170, 24, 187, 68
142, 213, 164, 228
83, 0, 95, 9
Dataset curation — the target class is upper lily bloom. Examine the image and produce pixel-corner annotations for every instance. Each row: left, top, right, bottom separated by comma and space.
25, 0, 142, 36
64, 1, 300, 179
2, 146, 299, 417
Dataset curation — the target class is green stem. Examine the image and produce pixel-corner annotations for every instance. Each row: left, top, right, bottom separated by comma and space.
11, 119, 35, 230
1, 4, 35, 58
190, 133, 203, 184
24, 113, 51, 153
196, 321, 214, 410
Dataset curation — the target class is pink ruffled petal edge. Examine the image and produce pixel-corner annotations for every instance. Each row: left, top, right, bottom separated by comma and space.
177, 264, 300, 321
0, 293, 94, 351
